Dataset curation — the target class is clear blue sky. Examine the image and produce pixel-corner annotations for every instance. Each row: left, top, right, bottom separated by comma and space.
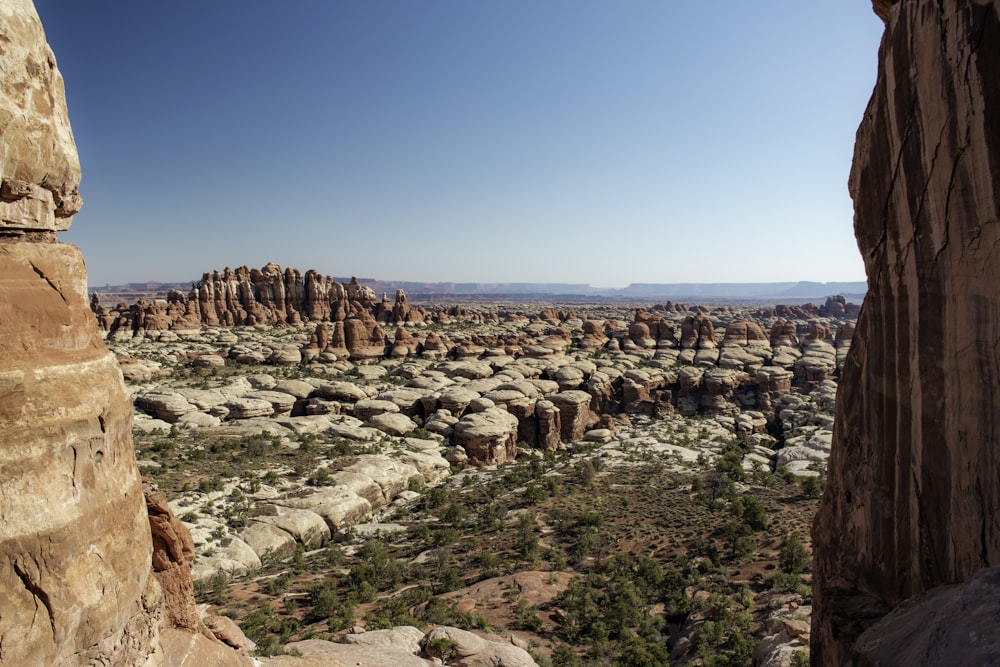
35, 1, 884, 288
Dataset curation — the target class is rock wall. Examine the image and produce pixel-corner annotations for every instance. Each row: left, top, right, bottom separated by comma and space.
0, 1, 159, 663
812, 0, 1000, 662
0, 3, 256, 665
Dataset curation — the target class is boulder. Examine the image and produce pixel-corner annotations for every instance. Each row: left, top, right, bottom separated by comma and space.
224, 396, 275, 419
853, 567, 1000, 666
369, 412, 418, 436
252, 505, 331, 548
453, 408, 520, 465
240, 522, 297, 560
136, 391, 198, 422
550, 390, 595, 442
422, 626, 538, 666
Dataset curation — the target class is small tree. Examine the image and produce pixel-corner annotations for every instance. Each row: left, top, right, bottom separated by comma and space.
780, 531, 810, 574
730, 495, 769, 531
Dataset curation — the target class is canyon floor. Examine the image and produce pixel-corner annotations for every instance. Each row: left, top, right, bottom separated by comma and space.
112, 299, 847, 666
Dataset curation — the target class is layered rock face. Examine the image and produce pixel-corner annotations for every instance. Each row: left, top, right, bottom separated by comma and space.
0, 1, 158, 663
92, 266, 430, 338
1, 4, 253, 665
812, 0, 1000, 662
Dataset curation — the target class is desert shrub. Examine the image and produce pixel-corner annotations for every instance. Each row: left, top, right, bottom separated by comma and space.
439, 502, 466, 525
554, 553, 668, 659
241, 603, 298, 656
418, 595, 491, 630
306, 577, 352, 628
551, 643, 583, 667
197, 476, 224, 493
800, 475, 825, 499
349, 539, 403, 598
721, 521, 757, 561
365, 595, 420, 629
307, 466, 333, 487
432, 527, 460, 547
523, 482, 548, 505
770, 571, 803, 593
713, 441, 747, 483
423, 486, 448, 509
730, 494, 769, 531
437, 566, 465, 593
474, 499, 507, 529
615, 637, 671, 666
692, 605, 754, 667
780, 531, 810, 574
478, 550, 500, 578
513, 599, 542, 632
516, 512, 540, 560
329, 437, 354, 456
424, 637, 459, 660
547, 547, 568, 571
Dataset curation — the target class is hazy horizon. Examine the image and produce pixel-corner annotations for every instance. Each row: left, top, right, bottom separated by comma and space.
36, 1, 884, 287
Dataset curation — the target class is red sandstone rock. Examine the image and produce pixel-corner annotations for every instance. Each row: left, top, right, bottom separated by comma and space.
722, 318, 768, 345
769, 320, 799, 348
680, 313, 716, 350
0, 6, 256, 664
145, 484, 200, 632
812, 1, 1000, 662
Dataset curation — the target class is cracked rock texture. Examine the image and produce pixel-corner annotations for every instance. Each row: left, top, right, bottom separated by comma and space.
0, 0, 81, 230
0, 0, 156, 663
812, 0, 1000, 663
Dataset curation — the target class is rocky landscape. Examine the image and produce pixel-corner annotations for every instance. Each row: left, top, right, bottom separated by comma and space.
104, 290, 853, 664
4, 0, 1000, 665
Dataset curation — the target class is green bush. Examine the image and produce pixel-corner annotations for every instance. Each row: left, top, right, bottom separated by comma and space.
801, 475, 825, 499
424, 637, 459, 660
780, 531, 810, 574
730, 495, 769, 531
241, 603, 298, 656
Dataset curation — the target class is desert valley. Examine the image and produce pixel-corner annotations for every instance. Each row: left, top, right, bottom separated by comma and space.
91, 265, 858, 665
4, 0, 1000, 666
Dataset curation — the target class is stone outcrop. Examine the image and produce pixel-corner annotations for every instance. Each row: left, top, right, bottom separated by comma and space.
453, 408, 520, 465
812, 0, 1000, 662
0, 1, 81, 232
852, 566, 1000, 666
0, 3, 251, 665
93, 265, 429, 338
0, 1, 156, 663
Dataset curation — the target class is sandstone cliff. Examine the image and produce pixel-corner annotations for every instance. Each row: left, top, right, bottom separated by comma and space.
0, 2, 254, 664
0, 1, 157, 663
812, 0, 1000, 662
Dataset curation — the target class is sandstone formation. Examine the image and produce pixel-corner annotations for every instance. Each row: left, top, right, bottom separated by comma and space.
0, 1, 155, 663
812, 0, 1000, 662
125, 301, 857, 474
852, 566, 1000, 666
0, 3, 251, 665
92, 267, 431, 340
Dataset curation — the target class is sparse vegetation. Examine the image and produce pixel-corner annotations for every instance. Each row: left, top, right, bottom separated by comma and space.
121, 308, 831, 661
